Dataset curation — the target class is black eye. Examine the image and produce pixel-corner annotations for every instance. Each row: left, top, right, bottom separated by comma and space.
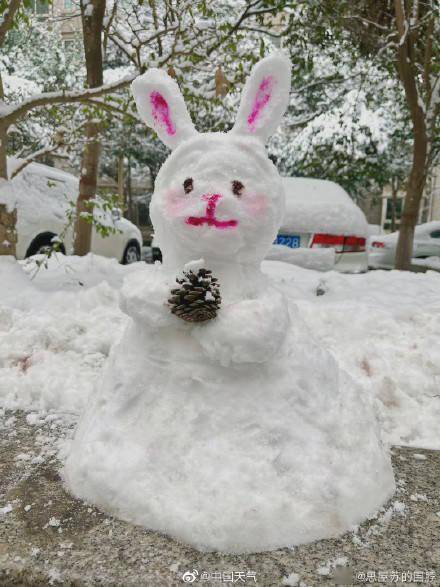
232, 180, 244, 197
183, 177, 193, 194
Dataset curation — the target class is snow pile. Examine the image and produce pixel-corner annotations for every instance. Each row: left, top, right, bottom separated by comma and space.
0, 254, 135, 413
65, 54, 393, 554
263, 262, 440, 449
282, 572, 301, 586
0, 256, 36, 308
266, 244, 335, 271
2, 255, 437, 450
21, 252, 140, 291
2, 73, 41, 99
280, 177, 368, 236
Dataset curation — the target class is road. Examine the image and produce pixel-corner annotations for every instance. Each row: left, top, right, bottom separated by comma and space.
0, 411, 439, 586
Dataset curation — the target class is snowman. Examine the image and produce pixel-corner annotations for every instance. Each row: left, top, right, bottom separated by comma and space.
64, 54, 394, 554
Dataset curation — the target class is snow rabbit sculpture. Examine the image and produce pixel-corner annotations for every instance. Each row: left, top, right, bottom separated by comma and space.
64, 54, 394, 554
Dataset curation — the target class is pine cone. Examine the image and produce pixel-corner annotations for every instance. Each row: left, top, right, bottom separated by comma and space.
168, 268, 221, 323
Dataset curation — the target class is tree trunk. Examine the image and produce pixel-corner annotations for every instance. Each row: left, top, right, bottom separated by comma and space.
0, 70, 16, 256
0, 122, 7, 181
394, 113, 428, 270
390, 176, 398, 233
75, 121, 102, 255
126, 155, 133, 222
74, 0, 106, 256
0, 71, 8, 180
117, 154, 124, 209
393, 0, 430, 270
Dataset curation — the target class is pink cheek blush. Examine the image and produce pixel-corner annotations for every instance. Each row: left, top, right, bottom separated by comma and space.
243, 194, 269, 217
164, 189, 189, 219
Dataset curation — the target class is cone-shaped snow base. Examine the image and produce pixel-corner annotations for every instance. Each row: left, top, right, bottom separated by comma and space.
64, 298, 394, 554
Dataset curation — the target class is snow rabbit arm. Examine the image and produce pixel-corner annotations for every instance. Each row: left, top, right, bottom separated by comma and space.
191, 286, 290, 366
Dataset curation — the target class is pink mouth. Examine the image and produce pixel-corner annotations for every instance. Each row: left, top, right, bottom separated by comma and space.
186, 194, 238, 230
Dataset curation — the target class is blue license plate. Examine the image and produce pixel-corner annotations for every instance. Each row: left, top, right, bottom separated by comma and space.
275, 234, 301, 248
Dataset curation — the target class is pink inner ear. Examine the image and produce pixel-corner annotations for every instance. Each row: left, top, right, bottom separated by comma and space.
247, 76, 274, 132
150, 91, 176, 136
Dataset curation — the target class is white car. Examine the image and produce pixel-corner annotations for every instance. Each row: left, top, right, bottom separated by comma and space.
8, 160, 142, 263
369, 221, 440, 269
267, 177, 368, 273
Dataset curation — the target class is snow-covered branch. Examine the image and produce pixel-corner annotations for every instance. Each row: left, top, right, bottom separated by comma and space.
341, 14, 390, 32
10, 144, 60, 179
83, 98, 140, 122
206, 0, 285, 56
0, 74, 136, 126
398, 19, 409, 46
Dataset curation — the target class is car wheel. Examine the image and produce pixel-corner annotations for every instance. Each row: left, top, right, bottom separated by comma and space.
152, 246, 162, 263
26, 233, 65, 258
36, 244, 53, 255
122, 241, 141, 264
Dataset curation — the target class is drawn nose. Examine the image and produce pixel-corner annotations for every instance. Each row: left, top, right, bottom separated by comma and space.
201, 193, 222, 203
201, 193, 222, 216
186, 192, 238, 229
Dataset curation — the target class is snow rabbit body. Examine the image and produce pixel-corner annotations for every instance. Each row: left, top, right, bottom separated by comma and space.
123, 53, 296, 364
64, 54, 394, 554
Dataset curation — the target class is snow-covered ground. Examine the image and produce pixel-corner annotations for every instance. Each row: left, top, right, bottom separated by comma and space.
0, 254, 137, 413
412, 256, 440, 271
0, 254, 439, 450
264, 261, 440, 449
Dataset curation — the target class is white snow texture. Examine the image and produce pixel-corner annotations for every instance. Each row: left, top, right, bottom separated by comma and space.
281, 177, 368, 237
64, 54, 394, 554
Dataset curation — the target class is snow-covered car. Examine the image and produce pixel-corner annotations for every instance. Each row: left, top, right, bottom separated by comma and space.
369, 221, 440, 269
269, 177, 368, 273
368, 224, 383, 239
6, 160, 142, 263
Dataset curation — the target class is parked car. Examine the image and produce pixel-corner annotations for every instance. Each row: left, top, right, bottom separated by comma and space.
8, 159, 142, 264
368, 224, 383, 239
369, 221, 440, 269
269, 177, 368, 273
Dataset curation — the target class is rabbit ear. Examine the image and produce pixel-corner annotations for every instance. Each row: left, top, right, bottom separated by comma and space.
231, 53, 291, 143
131, 69, 197, 150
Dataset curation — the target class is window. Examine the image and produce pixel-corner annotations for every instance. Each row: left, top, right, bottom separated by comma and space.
137, 202, 151, 227
430, 230, 440, 239
34, 0, 49, 15
385, 198, 403, 219
63, 39, 75, 50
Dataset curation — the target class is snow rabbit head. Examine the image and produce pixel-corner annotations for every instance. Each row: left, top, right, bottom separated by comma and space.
132, 54, 291, 267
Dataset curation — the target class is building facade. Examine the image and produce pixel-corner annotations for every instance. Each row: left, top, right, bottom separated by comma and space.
360, 166, 440, 233
31, 0, 81, 42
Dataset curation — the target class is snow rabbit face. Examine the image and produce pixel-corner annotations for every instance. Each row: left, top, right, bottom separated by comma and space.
132, 54, 291, 266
